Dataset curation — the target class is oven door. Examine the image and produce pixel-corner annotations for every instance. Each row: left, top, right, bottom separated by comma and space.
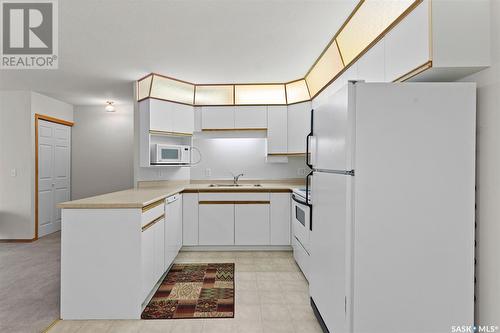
292, 194, 311, 253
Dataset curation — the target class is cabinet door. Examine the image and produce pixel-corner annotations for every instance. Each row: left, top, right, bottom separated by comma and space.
154, 219, 165, 282
270, 193, 291, 245
183, 193, 199, 246
172, 196, 183, 253
172, 103, 194, 134
149, 99, 173, 132
165, 199, 181, 269
235, 204, 270, 245
141, 226, 155, 300
201, 106, 235, 129
287, 102, 311, 154
267, 106, 288, 154
384, 2, 429, 81
199, 204, 234, 245
234, 106, 267, 129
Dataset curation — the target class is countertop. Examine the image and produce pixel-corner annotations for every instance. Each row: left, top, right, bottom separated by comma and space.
57, 181, 304, 209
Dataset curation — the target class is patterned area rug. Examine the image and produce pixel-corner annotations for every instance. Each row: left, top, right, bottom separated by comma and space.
141, 263, 234, 319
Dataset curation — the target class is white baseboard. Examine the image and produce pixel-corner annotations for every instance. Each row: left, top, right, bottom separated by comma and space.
181, 245, 292, 252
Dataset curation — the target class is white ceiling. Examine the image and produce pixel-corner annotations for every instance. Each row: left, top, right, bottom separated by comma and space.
0, 0, 358, 106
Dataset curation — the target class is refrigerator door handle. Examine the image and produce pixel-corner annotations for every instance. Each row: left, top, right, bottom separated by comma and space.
306, 108, 314, 169
306, 170, 313, 231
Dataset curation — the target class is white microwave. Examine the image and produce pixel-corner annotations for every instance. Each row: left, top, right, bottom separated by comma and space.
151, 144, 191, 165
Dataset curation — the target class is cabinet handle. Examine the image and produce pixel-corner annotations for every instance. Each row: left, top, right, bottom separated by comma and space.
142, 200, 164, 213
141, 214, 165, 232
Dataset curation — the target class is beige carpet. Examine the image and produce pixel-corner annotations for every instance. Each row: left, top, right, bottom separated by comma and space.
0, 232, 61, 333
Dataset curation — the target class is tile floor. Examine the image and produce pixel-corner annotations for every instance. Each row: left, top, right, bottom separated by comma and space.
50, 251, 322, 333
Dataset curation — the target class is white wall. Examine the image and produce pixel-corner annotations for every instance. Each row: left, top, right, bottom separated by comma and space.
72, 105, 134, 200
190, 136, 308, 180
460, 0, 500, 325
0, 92, 32, 239
0, 91, 73, 240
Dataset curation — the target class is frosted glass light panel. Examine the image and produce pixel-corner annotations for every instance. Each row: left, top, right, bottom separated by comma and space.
286, 80, 310, 104
137, 75, 153, 101
150, 75, 195, 104
337, 0, 416, 65
305, 42, 344, 97
235, 84, 286, 105
195, 85, 234, 105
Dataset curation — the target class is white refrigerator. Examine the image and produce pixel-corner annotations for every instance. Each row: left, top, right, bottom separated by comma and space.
308, 82, 476, 333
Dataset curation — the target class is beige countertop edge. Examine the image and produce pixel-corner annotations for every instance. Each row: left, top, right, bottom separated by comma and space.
57, 184, 300, 209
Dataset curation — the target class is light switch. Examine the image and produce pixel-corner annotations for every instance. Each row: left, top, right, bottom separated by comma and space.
10, 168, 17, 177
205, 168, 211, 177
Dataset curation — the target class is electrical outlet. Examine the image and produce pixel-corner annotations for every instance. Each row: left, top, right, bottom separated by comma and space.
10, 168, 16, 177
298, 168, 307, 176
205, 168, 211, 177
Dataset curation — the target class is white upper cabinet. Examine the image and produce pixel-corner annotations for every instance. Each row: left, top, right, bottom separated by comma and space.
287, 101, 311, 154
201, 106, 235, 130
143, 98, 194, 134
234, 106, 267, 129
149, 99, 173, 133
267, 106, 288, 154
171, 103, 194, 134
202, 106, 267, 130
385, 1, 430, 81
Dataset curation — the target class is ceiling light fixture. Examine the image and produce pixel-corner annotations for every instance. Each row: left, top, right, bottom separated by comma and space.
105, 101, 115, 112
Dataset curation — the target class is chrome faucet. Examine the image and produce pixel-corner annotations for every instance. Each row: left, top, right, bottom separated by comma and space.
232, 173, 244, 185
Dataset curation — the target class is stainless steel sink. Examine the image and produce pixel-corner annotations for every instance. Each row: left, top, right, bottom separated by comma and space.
208, 184, 263, 188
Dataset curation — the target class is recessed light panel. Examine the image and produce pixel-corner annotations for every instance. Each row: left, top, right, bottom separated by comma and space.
235, 84, 286, 105
337, 0, 415, 66
305, 42, 344, 97
137, 75, 153, 100
195, 85, 234, 105
286, 79, 311, 104
150, 75, 195, 104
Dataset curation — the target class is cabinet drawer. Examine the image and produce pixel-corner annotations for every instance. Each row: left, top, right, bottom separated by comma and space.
198, 192, 270, 202
141, 200, 165, 227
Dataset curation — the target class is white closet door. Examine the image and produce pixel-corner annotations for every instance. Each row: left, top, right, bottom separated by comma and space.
38, 120, 71, 237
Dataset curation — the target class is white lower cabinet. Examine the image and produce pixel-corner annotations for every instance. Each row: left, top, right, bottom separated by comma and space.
165, 194, 182, 269
199, 204, 235, 245
235, 204, 270, 245
153, 219, 165, 281
182, 193, 199, 245
270, 193, 291, 245
141, 217, 165, 301
192, 192, 290, 247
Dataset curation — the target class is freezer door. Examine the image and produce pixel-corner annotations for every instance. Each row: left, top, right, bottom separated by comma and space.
309, 172, 350, 333
312, 84, 353, 171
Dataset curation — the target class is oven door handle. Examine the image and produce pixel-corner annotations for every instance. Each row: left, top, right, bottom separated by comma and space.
292, 194, 307, 205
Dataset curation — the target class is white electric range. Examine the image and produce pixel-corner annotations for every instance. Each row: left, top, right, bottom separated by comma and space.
291, 187, 311, 280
